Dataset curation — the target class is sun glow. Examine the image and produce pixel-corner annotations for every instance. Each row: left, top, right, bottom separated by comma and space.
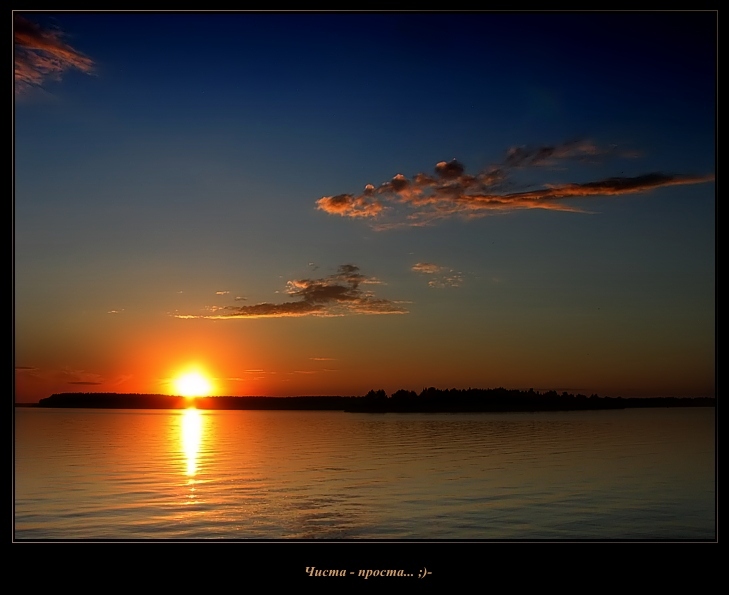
174, 371, 213, 398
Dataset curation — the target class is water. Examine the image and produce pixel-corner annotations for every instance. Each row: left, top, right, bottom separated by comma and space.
14, 407, 715, 540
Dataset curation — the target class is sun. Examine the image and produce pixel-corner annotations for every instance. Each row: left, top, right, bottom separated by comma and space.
174, 371, 213, 398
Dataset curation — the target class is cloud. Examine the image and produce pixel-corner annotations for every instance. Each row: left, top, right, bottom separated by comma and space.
215, 291, 230, 295
14, 14, 94, 94
110, 375, 132, 387
176, 264, 408, 319
412, 262, 464, 288
310, 357, 336, 361
503, 140, 608, 168
315, 140, 714, 228
427, 274, 464, 288
315, 193, 385, 218
56, 367, 104, 385
411, 262, 446, 274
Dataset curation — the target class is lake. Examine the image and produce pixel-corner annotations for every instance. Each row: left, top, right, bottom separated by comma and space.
14, 406, 715, 540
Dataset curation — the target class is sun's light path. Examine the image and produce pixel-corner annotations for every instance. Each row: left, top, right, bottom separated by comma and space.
181, 408, 202, 477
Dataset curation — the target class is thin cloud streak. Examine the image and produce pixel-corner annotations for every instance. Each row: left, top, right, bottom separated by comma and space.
316, 140, 714, 228
428, 274, 464, 288
411, 262, 446, 274
412, 262, 464, 288
14, 14, 94, 94
176, 265, 408, 319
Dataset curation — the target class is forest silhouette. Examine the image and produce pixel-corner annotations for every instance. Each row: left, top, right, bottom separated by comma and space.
34, 388, 715, 412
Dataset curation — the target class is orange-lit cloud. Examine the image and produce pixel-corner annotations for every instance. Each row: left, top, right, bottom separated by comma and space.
411, 262, 464, 287
14, 14, 94, 94
176, 264, 408, 319
315, 192, 385, 218
411, 262, 445, 274
316, 141, 714, 227
428, 274, 464, 288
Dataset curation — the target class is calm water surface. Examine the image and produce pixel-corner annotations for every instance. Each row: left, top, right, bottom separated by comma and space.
14, 407, 715, 539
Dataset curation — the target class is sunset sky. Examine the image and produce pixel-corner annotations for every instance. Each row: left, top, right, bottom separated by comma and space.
14, 11, 716, 403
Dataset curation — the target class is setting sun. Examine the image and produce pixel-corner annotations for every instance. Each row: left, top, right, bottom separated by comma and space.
174, 371, 213, 398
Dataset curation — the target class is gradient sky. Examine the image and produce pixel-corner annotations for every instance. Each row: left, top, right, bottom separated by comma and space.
14, 11, 716, 402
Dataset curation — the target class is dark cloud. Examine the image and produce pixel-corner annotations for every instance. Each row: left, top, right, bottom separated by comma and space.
176, 265, 408, 319
503, 140, 602, 167
14, 15, 94, 94
435, 159, 466, 179
316, 140, 714, 227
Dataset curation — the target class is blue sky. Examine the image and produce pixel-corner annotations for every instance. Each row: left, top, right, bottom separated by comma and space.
14, 11, 716, 401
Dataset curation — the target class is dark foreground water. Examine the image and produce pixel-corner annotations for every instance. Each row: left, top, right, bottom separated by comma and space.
14, 406, 715, 540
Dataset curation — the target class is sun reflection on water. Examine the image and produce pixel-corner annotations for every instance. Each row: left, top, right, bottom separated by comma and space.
181, 407, 202, 477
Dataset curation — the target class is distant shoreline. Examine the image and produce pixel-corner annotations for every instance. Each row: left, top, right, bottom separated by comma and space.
21, 390, 716, 413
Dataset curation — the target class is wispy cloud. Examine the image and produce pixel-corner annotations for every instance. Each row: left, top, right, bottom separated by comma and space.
14, 15, 95, 94
316, 140, 713, 228
176, 264, 408, 319
411, 262, 464, 288
110, 375, 133, 387
15, 366, 43, 381
216, 291, 230, 295
411, 262, 446, 274
56, 367, 104, 385
428, 274, 464, 288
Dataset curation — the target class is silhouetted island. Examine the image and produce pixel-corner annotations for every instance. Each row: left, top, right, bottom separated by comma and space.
33, 388, 715, 413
